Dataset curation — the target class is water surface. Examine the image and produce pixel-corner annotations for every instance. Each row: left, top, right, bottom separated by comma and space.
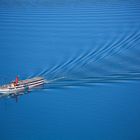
0, 1, 140, 140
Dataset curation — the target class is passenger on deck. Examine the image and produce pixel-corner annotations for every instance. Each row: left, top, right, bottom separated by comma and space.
12, 76, 19, 87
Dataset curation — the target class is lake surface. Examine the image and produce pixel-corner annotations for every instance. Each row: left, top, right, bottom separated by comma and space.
0, 1, 140, 140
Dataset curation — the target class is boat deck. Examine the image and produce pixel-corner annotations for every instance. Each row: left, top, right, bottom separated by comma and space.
0, 77, 45, 90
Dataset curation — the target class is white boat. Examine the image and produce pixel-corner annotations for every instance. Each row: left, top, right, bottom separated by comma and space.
0, 77, 45, 94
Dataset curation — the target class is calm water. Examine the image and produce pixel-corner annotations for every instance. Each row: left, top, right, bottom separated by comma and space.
0, 1, 140, 140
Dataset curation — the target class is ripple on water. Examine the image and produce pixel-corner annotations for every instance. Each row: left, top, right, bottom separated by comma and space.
0, 3, 140, 89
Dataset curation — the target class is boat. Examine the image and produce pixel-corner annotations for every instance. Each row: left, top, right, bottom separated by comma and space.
0, 76, 45, 94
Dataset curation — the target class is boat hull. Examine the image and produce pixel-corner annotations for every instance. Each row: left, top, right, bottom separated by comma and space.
0, 77, 45, 94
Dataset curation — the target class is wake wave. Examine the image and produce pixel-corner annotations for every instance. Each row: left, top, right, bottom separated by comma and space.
43, 72, 140, 90
40, 30, 140, 87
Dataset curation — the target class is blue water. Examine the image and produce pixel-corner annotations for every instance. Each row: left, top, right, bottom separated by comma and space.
0, 1, 140, 140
